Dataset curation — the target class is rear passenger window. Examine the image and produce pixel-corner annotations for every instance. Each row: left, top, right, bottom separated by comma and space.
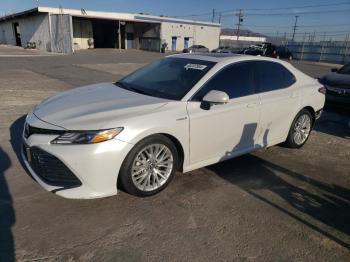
256, 61, 296, 92
193, 62, 256, 101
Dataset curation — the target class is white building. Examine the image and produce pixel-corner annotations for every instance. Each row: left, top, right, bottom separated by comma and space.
0, 7, 220, 53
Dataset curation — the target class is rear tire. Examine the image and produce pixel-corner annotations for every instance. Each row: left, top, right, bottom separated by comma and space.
284, 109, 313, 148
119, 134, 178, 197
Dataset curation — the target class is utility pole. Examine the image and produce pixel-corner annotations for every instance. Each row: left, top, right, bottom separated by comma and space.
211, 9, 216, 23
118, 20, 121, 52
292, 15, 299, 42
218, 13, 221, 24
236, 9, 243, 41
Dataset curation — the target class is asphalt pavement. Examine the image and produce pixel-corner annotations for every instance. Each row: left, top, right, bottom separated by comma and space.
0, 46, 349, 261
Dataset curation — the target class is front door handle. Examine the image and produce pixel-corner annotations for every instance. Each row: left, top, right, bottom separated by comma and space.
247, 102, 258, 108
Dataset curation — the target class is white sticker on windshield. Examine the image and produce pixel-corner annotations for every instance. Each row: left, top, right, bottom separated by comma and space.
184, 64, 207, 70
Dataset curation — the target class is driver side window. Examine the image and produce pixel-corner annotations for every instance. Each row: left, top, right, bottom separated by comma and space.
192, 62, 256, 101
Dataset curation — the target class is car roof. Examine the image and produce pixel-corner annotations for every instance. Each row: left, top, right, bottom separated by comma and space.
167, 53, 290, 65
168, 53, 244, 62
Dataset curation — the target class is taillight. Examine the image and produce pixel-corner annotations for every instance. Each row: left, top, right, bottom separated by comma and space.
318, 86, 326, 94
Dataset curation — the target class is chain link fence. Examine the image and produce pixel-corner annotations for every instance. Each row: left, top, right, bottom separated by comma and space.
285, 40, 349, 64
220, 36, 350, 65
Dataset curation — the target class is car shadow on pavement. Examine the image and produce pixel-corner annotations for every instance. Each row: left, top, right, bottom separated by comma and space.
209, 123, 350, 250
9, 115, 26, 167
0, 147, 15, 262
314, 109, 350, 139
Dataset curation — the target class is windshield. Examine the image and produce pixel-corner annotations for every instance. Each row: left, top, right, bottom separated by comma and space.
338, 63, 350, 75
116, 57, 215, 100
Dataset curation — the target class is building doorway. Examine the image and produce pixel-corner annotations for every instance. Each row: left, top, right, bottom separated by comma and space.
126, 33, 134, 49
12, 22, 21, 46
172, 37, 177, 51
184, 37, 189, 49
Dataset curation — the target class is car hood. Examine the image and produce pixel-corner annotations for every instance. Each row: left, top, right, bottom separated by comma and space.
321, 73, 350, 87
33, 83, 169, 130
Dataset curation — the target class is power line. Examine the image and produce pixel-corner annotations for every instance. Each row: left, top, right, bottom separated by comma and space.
242, 23, 350, 28
257, 31, 350, 35
214, 1, 350, 16
243, 9, 350, 16
221, 1, 350, 12
171, 1, 350, 18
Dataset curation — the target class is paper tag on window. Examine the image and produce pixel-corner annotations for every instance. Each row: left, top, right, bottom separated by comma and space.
184, 64, 207, 70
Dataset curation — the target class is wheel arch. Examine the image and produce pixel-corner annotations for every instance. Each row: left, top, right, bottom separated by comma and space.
159, 133, 185, 172
124, 132, 186, 172
302, 106, 316, 126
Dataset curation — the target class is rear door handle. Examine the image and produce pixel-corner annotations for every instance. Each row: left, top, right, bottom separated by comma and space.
247, 102, 258, 108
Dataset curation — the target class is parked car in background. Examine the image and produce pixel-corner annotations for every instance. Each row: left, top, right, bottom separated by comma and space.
240, 43, 293, 60
275, 46, 293, 60
319, 62, 350, 107
22, 54, 325, 199
243, 46, 264, 56
240, 43, 275, 56
211, 46, 235, 53
183, 45, 209, 53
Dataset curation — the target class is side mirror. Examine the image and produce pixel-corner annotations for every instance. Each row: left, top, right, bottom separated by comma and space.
331, 68, 338, 72
201, 90, 229, 110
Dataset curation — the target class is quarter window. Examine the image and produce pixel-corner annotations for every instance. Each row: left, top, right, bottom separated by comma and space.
255, 61, 296, 92
193, 62, 256, 101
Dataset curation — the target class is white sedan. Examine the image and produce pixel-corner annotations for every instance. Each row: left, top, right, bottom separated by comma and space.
22, 54, 325, 199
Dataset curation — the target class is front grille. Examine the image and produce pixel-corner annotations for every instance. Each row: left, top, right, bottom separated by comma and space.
24, 145, 82, 187
24, 123, 65, 139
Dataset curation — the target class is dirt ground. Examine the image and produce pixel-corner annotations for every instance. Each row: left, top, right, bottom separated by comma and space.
0, 47, 349, 262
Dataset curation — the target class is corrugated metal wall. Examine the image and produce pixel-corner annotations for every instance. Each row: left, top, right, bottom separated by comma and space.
50, 14, 73, 54
0, 13, 51, 51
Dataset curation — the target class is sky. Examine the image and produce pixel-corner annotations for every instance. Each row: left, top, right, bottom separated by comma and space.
0, 0, 349, 40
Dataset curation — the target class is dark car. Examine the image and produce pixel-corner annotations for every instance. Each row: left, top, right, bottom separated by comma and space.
242, 43, 293, 60
243, 46, 264, 56
183, 45, 209, 53
276, 46, 293, 60
320, 63, 350, 107
241, 43, 276, 57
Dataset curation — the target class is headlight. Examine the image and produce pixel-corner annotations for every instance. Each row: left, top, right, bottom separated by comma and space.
51, 128, 123, 144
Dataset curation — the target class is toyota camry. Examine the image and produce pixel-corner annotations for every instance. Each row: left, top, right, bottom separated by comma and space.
22, 54, 325, 199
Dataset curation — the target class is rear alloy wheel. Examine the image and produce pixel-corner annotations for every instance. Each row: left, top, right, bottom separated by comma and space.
285, 109, 313, 148
119, 135, 178, 197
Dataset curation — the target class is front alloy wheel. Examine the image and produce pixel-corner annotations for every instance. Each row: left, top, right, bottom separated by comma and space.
131, 144, 173, 192
119, 135, 178, 197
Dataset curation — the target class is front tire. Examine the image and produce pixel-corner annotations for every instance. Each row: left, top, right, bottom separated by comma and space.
119, 135, 178, 197
285, 109, 313, 148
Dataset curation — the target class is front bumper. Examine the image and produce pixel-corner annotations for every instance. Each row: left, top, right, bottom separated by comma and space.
22, 118, 133, 199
